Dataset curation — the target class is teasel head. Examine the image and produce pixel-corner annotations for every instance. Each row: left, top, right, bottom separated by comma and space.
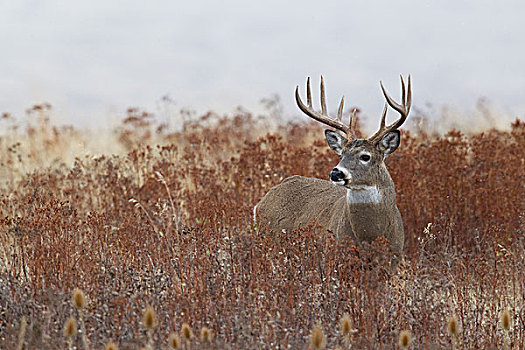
63, 317, 77, 339
168, 332, 181, 349
72, 288, 86, 310
398, 330, 412, 349
200, 326, 213, 343
340, 313, 353, 337
181, 323, 193, 342
143, 306, 157, 330
339, 314, 355, 339
310, 323, 326, 350
500, 308, 512, 331
105, 341, 118, 350
447, 316, 459, 337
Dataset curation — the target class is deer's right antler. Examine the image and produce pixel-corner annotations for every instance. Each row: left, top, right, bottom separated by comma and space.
295, 76, 357, 140
368, 75, 412, 143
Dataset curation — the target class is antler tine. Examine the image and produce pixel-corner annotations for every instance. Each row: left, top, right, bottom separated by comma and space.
320, 75, 327, 115
295, 76, 352, 139
306, 77, 312, 107
379, 102, 387, 129
406, 75, 412, 115
337, 96, 344, 121
369, 75, 412, 142
350, 108, 357, 139
400, 75, 406, 106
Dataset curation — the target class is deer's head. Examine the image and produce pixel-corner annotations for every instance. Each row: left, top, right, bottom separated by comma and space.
296, 75, 411, 189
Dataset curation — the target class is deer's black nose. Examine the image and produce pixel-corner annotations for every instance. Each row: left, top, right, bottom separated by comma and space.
330, 168, 345, 182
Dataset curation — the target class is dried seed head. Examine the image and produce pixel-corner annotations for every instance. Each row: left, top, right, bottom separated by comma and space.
200, 327, 213, 343
105, 341, 118, 350
447, 316, 459, 336
500, 308, 512, 331
340, 314, 353, 336
142, 306, 157, 330
17, 316, 27, 350
72, 288, 86, 310
310, 324, 326, 350
168, 332, 181, 349
398, 330, 412, 349
181, 323, 193, 342
63, 317, 77, 339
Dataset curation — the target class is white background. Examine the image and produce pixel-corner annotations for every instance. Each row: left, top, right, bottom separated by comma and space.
1, 0, 524, 132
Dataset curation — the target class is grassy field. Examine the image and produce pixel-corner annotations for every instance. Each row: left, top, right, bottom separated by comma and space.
0, 105, 524, 349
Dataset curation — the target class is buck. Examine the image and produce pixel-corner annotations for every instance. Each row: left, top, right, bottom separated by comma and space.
255, 75, 411, 262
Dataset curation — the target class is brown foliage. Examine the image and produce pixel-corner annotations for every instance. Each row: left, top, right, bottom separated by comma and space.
0, 112, 524, 349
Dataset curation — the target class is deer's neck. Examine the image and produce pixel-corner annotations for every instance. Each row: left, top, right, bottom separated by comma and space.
345, 164, 396, 206
346, 185, 382, 204
342, 184, 399, 242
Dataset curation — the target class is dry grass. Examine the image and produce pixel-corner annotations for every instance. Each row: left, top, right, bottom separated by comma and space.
0, 105, 524, 349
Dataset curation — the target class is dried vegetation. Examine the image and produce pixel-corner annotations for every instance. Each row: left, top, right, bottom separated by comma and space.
0, 105, 524, 349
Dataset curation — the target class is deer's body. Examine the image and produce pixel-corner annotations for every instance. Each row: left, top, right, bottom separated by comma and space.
256, 174, 404, 257
255, 75, 412, 262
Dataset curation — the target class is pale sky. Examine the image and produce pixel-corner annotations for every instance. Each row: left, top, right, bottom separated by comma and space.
1, 0, 524, 132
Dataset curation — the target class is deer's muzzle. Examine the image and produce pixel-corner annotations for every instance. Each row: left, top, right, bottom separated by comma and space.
330, 168, 349, 185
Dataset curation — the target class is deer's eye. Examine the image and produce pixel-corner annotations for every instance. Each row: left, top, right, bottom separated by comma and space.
360, 154, 371, 162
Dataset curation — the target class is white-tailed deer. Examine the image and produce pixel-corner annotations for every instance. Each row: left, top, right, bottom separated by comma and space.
255, 75, 411, 262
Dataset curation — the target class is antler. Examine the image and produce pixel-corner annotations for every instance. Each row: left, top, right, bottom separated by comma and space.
368, 75, 411, 142
295, 76, 357, 140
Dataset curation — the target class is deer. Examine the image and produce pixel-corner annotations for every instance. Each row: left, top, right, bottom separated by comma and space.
254, 75, 412, 263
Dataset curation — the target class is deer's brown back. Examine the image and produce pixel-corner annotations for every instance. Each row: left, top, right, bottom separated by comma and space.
256, 175, 348, 235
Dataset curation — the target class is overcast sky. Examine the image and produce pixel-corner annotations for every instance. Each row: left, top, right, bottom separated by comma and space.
1, 0, 524, 132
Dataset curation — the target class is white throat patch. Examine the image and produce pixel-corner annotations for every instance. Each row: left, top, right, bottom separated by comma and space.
346, 185, 381, 204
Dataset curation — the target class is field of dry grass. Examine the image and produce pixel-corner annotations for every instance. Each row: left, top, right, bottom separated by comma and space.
0, 105, 524, 349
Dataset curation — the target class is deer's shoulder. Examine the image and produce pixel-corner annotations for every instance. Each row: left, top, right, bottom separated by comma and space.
275, 175, 346, 197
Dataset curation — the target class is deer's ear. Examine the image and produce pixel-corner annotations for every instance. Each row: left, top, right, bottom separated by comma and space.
325, 130, 347, 155
377, 130, 400, 157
